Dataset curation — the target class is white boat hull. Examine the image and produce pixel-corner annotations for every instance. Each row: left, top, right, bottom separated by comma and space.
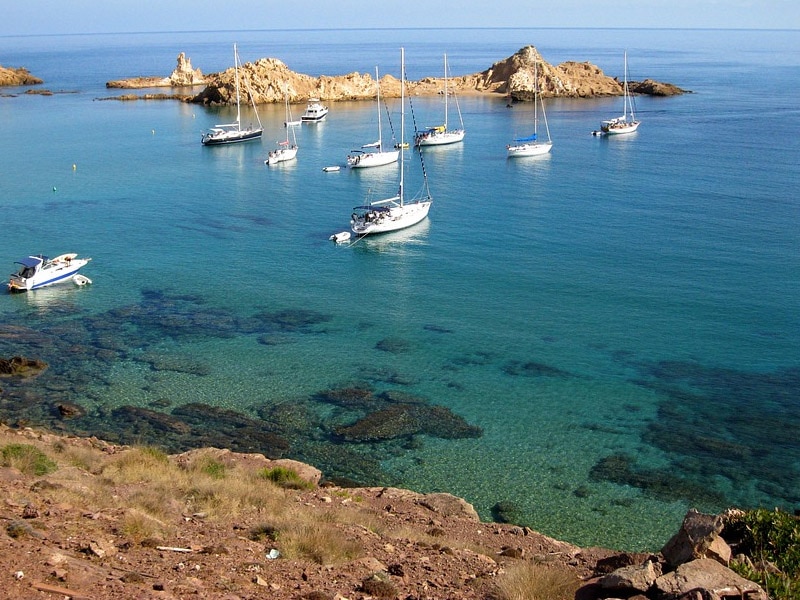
265, 146, 298, 165
347, 150, 399, 168
507, 141, 552, 157
8, 254, 91, 292
601, 120, 640, 135
415, 129, 465, 147
351, 200, 431, 236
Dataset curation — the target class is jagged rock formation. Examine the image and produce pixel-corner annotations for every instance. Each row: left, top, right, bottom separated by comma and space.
0, 65, 43, 86
105, 45, 685, 104
106, 52, 205, 89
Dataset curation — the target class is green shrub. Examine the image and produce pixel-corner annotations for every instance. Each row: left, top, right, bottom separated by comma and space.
258, 466, 313, 490
1, 443, 58, 476
727, 508, 800, 600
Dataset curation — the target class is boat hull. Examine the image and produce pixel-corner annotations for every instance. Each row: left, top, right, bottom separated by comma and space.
351, 201, 431, 236
600, 121, 640, 135
8, 257, 90, 292
507, 141, 553, 157
265, 146, 298, 165
415, 129, 465, 147
201, 129, 263, 145
347, 150, 399, 168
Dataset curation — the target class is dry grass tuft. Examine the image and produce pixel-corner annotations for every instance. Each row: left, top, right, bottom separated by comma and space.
493, 562, 580, 600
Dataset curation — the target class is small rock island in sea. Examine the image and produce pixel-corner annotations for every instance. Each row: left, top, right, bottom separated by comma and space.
104, 45, 686, 105
0, 64, 43, 86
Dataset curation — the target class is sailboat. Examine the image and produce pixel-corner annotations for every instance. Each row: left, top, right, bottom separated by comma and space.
201, 44, 263, 145
414, 53, 465, 147
601, 51, 640, 135
346, 67, 399, 169
507, 59, 552, 157
351, 48, 432, 236
265, 96, 298, 165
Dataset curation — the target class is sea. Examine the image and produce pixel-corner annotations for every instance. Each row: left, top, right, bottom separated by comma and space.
0, 28, 798, 551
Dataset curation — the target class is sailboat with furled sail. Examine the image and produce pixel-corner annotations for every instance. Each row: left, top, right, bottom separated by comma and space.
346, 67, 399, 168
350, 48, 432, 236
265, 96, 298, 165
600, 51, 640, 135
414, 53, 465, 147
507, 57, 552, 157
201, 44, 263, 145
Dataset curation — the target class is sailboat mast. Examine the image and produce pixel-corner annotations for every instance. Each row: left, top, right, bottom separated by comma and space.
375, 66, 382, 150
443, 54, 448, 129
399, 48, 405, 206
233, 44, 242, 128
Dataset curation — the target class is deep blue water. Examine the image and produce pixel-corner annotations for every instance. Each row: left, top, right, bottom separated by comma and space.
1, 28, 799, 550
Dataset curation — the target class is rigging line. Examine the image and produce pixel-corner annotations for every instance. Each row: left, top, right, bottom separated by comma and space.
404, 66, 430, 193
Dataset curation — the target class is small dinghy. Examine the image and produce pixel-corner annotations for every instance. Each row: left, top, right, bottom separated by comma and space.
329, 231, 351, 244
73, 274, 92, 286
322, 166, 340, 172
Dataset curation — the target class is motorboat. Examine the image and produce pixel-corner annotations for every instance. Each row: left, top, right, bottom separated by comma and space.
7, 253, 92, 292
301, 98, 329, 122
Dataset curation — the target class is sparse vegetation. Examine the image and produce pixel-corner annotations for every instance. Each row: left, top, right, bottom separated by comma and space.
727, 508, 800, 600
493, 562, 580, 600
258, 465, 314, 489
1, 442, 58, 476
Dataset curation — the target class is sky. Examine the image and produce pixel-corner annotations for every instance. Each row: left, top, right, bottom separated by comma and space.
2, 0, 798, 36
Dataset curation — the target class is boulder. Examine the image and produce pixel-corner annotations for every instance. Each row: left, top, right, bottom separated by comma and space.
662, 509, 729, 567
599, 560, 662, 593
653, 558, 767, 600
416, 492, 480, 522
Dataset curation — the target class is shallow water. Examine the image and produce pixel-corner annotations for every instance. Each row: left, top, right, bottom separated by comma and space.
1, 27, 798, 550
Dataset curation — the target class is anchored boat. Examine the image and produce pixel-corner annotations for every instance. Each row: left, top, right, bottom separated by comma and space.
7, 253, 92, 292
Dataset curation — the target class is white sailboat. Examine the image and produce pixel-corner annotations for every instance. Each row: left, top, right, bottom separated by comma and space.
507, 59, 552, 157
265, 97, 298, 165
601, 51, 640, 135
351, 48, 432, 236
346, 67, 399, 169
414, 53, 465, 147
201, 44, 263, 145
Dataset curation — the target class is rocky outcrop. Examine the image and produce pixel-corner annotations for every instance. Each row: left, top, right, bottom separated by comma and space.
0, 356, 48, 379
580, 509, 767, 600
107, 45, 685, 105
106, 52, 205, 89
0, 65, 43, 86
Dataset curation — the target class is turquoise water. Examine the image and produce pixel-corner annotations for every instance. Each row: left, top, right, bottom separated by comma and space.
1, 28, 799, 551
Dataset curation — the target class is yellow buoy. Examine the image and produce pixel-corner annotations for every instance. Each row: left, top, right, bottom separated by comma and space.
72, 164, 77, 170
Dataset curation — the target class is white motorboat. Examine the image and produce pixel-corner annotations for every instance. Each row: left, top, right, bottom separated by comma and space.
346, 67, 399, 169
201, 44, 263, 145
601, 51, 640, 135
414, 54, 465, 147
7, 253, 92, 292
301, 98, 329, 122
507, 56, 553, 157
351, 48, 432, 237
266, 97, 298, 165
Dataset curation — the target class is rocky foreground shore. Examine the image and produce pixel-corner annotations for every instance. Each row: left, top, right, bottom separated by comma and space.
0, 424, 768, 600
104, 45, 686, 106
